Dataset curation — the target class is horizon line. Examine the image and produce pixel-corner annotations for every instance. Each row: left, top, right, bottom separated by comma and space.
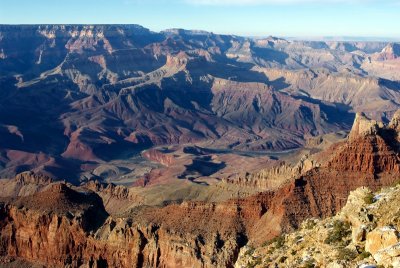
0, 23, 399, 42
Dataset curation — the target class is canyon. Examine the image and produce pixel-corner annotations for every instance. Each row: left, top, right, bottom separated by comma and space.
1, 25, 400, 267
1, 111, 400, 267
1, 25, 400, 183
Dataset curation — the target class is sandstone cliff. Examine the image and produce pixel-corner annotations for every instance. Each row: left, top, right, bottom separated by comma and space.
0, 180, 265, 268
1, 113, 400, 267
235, 184, 400, 268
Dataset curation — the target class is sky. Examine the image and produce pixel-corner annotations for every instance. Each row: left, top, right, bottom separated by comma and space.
0, 0, 399, 38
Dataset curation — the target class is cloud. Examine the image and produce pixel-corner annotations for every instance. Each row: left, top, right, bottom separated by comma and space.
184, 0, 394, 5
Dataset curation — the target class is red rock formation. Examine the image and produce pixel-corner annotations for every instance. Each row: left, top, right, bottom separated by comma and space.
0, 182, 260, 268
372, 43, 400, 61
142, 149, 175, 167
14, 171, 53, 185
255, 113, 400, 240
223, 155, 318, 190
1, 113, 400, 267
0, 171, 53, 198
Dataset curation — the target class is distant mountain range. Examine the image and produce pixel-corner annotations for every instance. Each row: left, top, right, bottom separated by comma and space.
285, 36, 400, 42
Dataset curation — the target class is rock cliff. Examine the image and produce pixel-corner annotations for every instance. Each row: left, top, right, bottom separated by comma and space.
235, 184, 400, 268
2, 113, 400, 267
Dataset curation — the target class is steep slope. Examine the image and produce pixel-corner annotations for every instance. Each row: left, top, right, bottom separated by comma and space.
362, 43, 400, 81
236, 184, 400, 268
372, 43, 400, 61
1, 112, 400, 267
257, 67, 400, 119
263, 112, 400, 233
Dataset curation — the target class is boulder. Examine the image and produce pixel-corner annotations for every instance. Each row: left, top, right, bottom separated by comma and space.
366, 226, 400, 254
373, 243, 400, 267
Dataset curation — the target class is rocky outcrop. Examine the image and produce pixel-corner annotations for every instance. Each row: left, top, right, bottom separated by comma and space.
389, 109, 400, 132
248, 113, 400, 242
373, 43, 400, 61
365, 227, 400, 255
0, 171, 53, 197
328, 113, 400, 174
223, 155, 318, 190
223, 162, 294, 190
348, 113, 381, 141
142, 149, 175, 167
82, 180, 145, 214
235, 184, 400, 268
14, 171, 53, 185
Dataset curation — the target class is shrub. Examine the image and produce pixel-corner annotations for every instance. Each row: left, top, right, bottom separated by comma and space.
302, 260, 315, 268
337, 247, 357, 261
304, 219, 317, 230
324, 220, 351, 245
246, 257, 262, 268
262, 234, 285, 249
358, 250, 371, 260
391, 180, 400, 187
274, 235, 285, 249
244, 247, 255, 256
267, 248, 274, 254
279, 256, 287, 263
363, 192, 375, 204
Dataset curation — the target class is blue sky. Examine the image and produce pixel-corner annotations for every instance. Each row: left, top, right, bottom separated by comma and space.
0, 0, 399, 38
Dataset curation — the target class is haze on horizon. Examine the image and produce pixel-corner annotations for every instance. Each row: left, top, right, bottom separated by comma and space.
0, 0, 399, 40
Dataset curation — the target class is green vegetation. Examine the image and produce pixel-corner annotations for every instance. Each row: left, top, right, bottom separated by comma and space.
324, 220, 351, 245
244, 247, 255, 256
358, 250, 371, 260
273, 235, 285, 249
304, 219, 317, 230
279, 256, 287, 263
337, 247, 357, 261
262, 234, 285, 248
363, 192, 375, 204
391, 179, 400, 187
302, 260, 316, 268
246, 257, 262, 268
